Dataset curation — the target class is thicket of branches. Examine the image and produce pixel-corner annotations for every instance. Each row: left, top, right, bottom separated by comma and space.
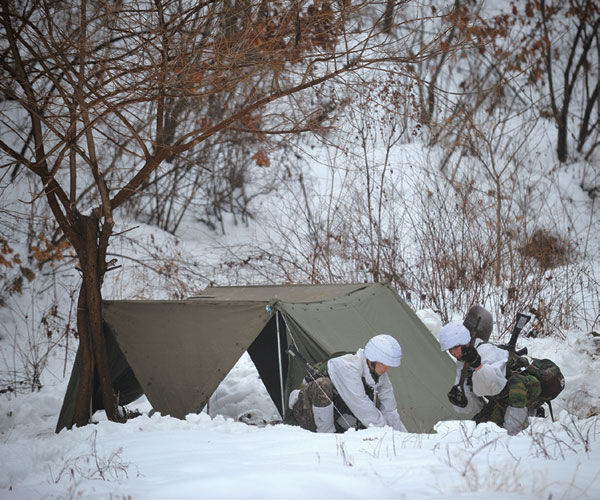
0, 0, 468, 426
0, 0, 598, 422
215, 0, 600, 337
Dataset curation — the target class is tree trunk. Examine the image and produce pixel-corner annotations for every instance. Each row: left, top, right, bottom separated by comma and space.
383, 0, 394, 34
495, 179, 502, 287
72, 212, 123, 426
73, 284, 94, 425
557, 108, 568, 163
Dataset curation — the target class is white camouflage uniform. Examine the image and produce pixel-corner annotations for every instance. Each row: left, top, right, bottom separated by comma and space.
328, 348, 407, 432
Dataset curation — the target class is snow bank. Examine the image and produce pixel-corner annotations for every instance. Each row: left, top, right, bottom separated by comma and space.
1, 327, 600, 499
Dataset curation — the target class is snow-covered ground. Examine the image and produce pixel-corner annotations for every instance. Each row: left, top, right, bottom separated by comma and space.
1, 152, 598, 498
1, 16, 599, 496
1, 319, 599, 499
1, 159, 599, 499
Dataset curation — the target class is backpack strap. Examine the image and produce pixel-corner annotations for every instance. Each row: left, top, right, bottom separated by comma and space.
547, 401, 555, 421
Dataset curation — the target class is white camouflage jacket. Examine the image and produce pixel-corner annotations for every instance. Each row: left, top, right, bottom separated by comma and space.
452, 339, 529, 435
327, 348, 407, 432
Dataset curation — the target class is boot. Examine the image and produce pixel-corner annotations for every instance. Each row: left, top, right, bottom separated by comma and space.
288, 389, 300, 410
312, 403, 335, 433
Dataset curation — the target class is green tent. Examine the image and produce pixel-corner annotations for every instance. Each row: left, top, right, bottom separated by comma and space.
56, 283, 467, 433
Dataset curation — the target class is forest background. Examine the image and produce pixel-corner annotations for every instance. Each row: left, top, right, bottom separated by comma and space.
1, 0, 599, 436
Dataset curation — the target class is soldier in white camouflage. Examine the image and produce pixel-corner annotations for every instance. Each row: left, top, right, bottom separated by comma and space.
439, 321, 543, 435
290, 334, 407, 433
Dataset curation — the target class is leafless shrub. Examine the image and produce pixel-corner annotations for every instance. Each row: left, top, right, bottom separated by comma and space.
0, 173, 81, 393
129, 126, 287, 235
561, 389, 600, 420
0, 290, 77, 395
432, 416, 600, 497
49, 430, 136, 484
222, 72, 594, 338
518, 229, 571, 270
527, 415, 599, 459
336, 436, 354, 467
105, 230, 213, 300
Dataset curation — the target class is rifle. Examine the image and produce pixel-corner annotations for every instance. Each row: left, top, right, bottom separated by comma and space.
457, 314, 482, 387
447, 314, 483, 408
287, 344, 323, 382
506, 312, 531, 355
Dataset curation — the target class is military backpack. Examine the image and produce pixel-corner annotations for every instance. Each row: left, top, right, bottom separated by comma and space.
524, 357, 565, 402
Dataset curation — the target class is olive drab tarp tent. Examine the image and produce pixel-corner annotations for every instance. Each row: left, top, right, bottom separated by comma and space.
56, 283, 468, 433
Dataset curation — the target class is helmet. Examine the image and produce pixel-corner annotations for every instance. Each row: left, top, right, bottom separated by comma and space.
439, 320, 470, 351
364, 334, 402, 367
463, 305, 493, 342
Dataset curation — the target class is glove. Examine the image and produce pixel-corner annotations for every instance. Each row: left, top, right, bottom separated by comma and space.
447, 384, 468, 408
459, 346, 481, 368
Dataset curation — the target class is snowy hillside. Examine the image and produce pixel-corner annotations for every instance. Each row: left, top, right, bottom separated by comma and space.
1, 172, 599, 498
2, 112, 600, 500
2, 0, 600, 498
1, 334, 599, 499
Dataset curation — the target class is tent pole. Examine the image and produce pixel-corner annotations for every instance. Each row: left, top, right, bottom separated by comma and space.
275, 311, 286, 418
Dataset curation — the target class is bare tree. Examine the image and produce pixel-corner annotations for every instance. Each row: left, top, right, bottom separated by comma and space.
424, 0, 600, 164
0, 0, 456, 428
540, 0, 600, 162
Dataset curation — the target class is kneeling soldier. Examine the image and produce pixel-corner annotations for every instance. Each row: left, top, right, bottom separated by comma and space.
439, 321, 541, 435
290, 334, 407, 433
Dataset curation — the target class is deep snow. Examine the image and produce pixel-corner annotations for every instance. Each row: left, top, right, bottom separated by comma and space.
1, 149, 598, 499
1, 20, 599, 496
1, 313, 599, 500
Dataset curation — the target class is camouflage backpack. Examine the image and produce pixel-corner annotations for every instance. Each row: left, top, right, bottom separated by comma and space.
525, 358, 565, 402
311, 351, 352, 379
503, 347, 565, 403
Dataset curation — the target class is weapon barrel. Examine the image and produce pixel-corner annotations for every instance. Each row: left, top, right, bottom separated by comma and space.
287, 345, 322, 381
508, 313, 531, 350
457, 316, 482, 389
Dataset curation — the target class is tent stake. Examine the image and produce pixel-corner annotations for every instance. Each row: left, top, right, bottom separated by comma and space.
275, 311, 286, 418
